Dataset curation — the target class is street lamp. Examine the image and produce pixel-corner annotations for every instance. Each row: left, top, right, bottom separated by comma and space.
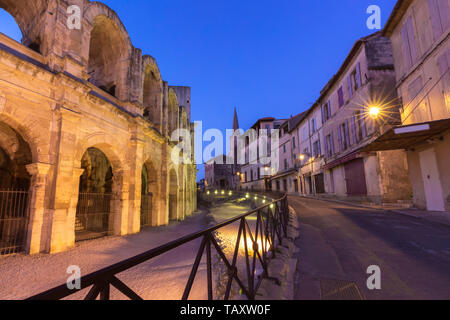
369, 105, 381, 119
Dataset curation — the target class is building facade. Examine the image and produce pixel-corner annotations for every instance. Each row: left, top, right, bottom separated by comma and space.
0, 0, 197, 255
366, 0, 449, 211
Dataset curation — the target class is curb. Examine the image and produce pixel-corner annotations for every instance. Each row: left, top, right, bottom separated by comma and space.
257, 205, 299, 300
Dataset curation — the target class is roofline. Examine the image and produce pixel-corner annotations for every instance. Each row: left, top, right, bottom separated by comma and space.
382, 0, 413, 37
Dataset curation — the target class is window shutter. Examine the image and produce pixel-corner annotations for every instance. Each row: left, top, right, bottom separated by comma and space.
351, 116, 357, 144
439, 0, 450, 31
337, 127, 343, 151
327, 100, 332, 118
406, 16, 419, 64
355, 63, 362, 89
401, 24, 412, 70
321, 105, 325, 124
345, 120, 351, 146
428, 0, 443, 39
347, 75, 353, 98
360, 108, 367, 137
325, 136, 329, 157
338, 87, 344, 107
318, 139, 321, 155
330, 131, 335, 154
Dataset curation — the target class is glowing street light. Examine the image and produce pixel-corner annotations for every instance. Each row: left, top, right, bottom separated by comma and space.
369, 105, 380, 119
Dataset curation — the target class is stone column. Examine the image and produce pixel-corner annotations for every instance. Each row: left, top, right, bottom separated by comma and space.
25, 163, 52, 255
112, 170, 130, 236
128, 138, 144, 234
65, 167, 85, 248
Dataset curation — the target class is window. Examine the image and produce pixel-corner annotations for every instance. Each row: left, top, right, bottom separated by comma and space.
428, 0, 450, 41
245, 172, 247, 182
347, 63, 362, 98
303, 127, 308, 141
311, 118, 316, 133
338, 86, 344, 107
313, 140, 321, 157
284, 159, 288, 170
292, 136, 296, 149
321, 101, 331, 123
250, 170, 253, 181
283, 144, 286, 153
325, 133, 334, 157
338, 122, 350, 151
400, 16, 419, 71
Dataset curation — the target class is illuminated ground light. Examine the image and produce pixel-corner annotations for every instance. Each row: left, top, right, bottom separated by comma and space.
215, 190, 218, 195
207, 191, 210, 195
221, 190, 225, 195
262, 199, 266, 204
270, 204, 274, 209
240, 236, 271, 255
229, 191, 233, 196
246, 194, 250, 199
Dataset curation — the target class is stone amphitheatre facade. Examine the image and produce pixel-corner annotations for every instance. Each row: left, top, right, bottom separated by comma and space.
0, 0, 197, 255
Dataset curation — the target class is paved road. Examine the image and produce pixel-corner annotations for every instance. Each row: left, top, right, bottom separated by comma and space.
289, 196, 450, 300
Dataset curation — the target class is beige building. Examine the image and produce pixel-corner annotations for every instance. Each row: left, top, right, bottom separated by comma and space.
290, 32, 413, 204
0, 0, 197, 255
366, 0, 449, 211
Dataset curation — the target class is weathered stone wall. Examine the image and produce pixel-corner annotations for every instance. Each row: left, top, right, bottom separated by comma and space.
0, 0, 197, 254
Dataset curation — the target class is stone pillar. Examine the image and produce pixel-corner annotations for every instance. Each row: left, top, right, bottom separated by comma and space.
65, 167, 85, 248
159, 144, 169, 225
25, 163, 52, 255
112, 170, 129, 236
128, 138, 144, 234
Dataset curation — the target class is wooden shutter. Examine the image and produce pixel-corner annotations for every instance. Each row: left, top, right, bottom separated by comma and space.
355, 63, 362, 89
428, 0, 443, 39
338, 87, 344, 107
330, 131, 335, 154
338, 127, 343, 151
401, 23, 412, 70
406, 16, 419, 64
439, 0, 450, 31
345, 120, 351, 147
321, 105, 325, 124
347, 75, 353, 98
351, 115, 358, 144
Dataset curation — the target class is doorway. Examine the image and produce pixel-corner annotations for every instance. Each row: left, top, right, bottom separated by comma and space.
419, 148, 445, 211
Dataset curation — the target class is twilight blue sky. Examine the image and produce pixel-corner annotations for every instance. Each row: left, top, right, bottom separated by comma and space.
0, 0, 397, 181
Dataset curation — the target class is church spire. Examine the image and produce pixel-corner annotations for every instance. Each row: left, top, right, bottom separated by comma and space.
233, 107, 239, 130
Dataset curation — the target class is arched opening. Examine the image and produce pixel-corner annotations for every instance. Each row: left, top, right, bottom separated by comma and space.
0, 122, 32, 255
169, 169, 178, 221
76, 148, 113, 242
143, 62, 162, 125
0, 1, 47, 53
141, 162, 158, 228
168, 90, 179, 135
87, 15, 129, 98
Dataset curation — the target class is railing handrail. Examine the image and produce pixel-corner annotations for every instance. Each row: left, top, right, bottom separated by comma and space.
27, 192, 288, 300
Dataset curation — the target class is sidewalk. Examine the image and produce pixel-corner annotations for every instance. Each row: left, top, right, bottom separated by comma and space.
289, 194, 450, 228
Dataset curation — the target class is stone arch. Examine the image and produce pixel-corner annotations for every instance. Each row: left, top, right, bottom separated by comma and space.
141, 159, 159, 228
84, 3, 133, 100
0, 114, 41, 165
0, 120, 33, 255
75, 147, 114, 242
168, 89, 179, 135
142, 56, 163, 125
0, 0, 48, 53
168, 167, 178, 221
73, 134, 127, 241
74, 133, 125, 173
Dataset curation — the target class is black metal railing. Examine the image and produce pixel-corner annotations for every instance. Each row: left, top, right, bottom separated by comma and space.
75, 193, 112, 242
0, 190, 30, 255
27, 193, 289, 300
